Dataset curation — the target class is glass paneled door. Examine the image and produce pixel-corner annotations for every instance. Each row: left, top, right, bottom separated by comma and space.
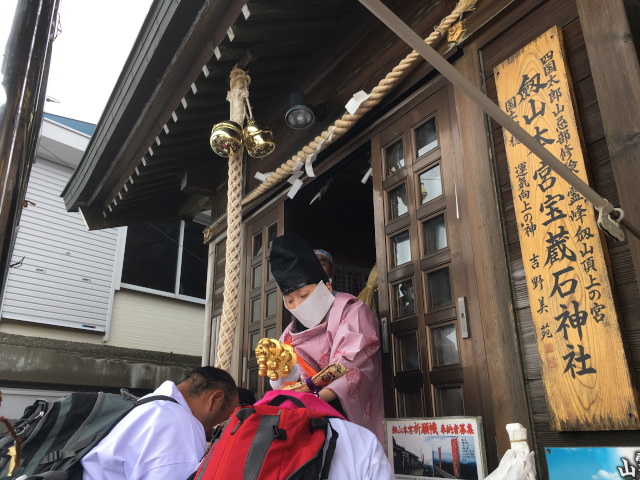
242, 204, 284, 399
372, 83, 467, 418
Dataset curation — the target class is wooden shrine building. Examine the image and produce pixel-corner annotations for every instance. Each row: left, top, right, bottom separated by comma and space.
63, 0, 640, 476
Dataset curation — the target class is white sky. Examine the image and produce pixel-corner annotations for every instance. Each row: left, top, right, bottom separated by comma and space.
1, 0, 153, 125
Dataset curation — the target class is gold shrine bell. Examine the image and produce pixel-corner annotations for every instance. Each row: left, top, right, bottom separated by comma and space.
244, 119, 275, 158
210, 118, 275, 159
210, 121, 243, 158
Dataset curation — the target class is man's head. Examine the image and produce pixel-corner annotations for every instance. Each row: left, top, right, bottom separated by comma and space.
177, 366, 238, 440
314, 249, 335, 281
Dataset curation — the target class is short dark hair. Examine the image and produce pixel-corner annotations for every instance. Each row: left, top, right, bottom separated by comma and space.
179, 367, 237, 406
237, 387, 256, 406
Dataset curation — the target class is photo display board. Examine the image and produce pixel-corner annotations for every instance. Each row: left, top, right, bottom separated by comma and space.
385, 417, 486, 479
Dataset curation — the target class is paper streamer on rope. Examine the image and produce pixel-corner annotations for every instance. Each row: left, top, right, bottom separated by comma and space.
287, 160, 305, 199
310, 178, 333, 205
304, 127, 335, 178
345, 90, 371, 115
361, 166, 373, 183
254, 171, 273, 182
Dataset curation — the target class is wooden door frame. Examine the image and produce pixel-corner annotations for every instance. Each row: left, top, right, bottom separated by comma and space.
239, 201, 285, 396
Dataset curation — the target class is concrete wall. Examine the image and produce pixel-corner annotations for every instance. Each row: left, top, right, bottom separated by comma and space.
0, 332, 200, 392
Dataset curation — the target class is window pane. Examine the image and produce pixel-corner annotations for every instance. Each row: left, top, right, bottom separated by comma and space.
418, 165, 442, 205
415, 118, 438, 156
250, 332, 260, 358
253, 233, 263, 257
248, 369, 259, 396
267, 260, 274, 282
266, 291, 277, 317
252, 264, 262, 289
385, 140, 404, 176
251, 297, 261, 323
423, 214, 447, 255
267, 223, 278, 249
398, 390, 423, 417
121, 219, 180, 294
394, 334, 419, 371
178, 221, 208, 299
435, 386, 464, 416
430, 324, 459, 366
265, 326, 276, 339
390, 231, 411, 267
427, 267, 452, 309
387, 183, 408, 220
392, 279, 415, 318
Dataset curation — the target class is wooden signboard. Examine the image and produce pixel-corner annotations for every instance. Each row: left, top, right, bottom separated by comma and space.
494, 26, 639, 431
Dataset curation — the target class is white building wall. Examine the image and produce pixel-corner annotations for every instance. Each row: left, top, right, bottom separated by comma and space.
1, 158, 118, 332
0, 290, 205, 355
108, 289, 204, 355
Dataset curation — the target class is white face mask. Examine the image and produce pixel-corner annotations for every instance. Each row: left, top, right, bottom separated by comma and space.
285, 281, 335, 329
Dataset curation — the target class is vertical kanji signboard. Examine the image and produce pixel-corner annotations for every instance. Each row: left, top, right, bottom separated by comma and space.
494, 26, 639, 431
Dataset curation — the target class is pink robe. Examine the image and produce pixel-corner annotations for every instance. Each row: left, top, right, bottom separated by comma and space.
280, 292, 385, 446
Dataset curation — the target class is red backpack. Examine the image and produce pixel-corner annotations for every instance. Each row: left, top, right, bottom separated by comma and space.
193, 392, 341, 480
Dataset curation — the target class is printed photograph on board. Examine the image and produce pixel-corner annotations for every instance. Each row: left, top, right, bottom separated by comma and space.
385, 417, 486, 479
546, 447, 640, 479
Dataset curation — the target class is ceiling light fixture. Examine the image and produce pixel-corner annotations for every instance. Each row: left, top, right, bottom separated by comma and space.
285, 91, 317, 129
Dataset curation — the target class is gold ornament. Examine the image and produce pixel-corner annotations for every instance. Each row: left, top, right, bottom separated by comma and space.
210, 120, 243, 158
243, 118, 275, 158
255, 338, 297, 380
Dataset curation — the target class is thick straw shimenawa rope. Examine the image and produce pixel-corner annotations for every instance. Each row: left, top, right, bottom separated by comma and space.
241, 0, 477, 205
215, 68, 250, 371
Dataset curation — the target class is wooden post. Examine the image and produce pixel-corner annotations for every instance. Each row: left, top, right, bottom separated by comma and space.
576, 0, 640, 286
452, 40, 531, 457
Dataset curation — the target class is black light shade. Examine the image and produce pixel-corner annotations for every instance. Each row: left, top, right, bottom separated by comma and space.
285, 91, 315, 129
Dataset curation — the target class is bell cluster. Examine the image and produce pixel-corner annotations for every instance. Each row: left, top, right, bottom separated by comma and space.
210, 118, 275, 159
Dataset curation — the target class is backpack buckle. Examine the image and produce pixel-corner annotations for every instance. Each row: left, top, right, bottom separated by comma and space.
272, 426, 287, 440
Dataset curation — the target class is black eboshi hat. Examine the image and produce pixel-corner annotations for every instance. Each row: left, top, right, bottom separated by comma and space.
270, 233, 329, 295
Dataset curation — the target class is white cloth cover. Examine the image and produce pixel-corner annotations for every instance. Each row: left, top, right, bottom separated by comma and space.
81, 381, 207, 480
484, 449, 537, 480
325, 418, 393, 480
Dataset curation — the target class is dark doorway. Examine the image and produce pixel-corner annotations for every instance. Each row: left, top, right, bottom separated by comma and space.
287, 149, 376, 298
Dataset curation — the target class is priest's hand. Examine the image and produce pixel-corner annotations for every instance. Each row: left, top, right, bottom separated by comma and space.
319, 388, 337, 403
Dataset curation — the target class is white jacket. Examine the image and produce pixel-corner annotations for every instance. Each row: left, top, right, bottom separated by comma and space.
82, 381, 206, 480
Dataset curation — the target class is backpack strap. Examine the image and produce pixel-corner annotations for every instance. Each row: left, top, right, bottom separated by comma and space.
134, 395, 178, 407
25, 471, 69, 479
320, 421, 338, 480
266, 394, 306, 408
242, 410, 283, 480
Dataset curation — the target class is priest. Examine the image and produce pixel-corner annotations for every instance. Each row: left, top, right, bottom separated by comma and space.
269, 233, 385, 446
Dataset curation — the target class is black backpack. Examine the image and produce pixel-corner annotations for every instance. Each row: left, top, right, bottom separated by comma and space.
0, 390, 176, 480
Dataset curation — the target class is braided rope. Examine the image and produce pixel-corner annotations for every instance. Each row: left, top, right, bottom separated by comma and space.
241, 0, 477, 205
215, 68, 250, 371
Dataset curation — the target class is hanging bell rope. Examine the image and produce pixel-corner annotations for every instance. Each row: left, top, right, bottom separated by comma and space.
215, 68, 251, 371
241, 0, 477, 205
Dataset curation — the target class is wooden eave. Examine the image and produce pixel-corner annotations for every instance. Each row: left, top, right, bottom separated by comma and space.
62, 0, 461, 230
